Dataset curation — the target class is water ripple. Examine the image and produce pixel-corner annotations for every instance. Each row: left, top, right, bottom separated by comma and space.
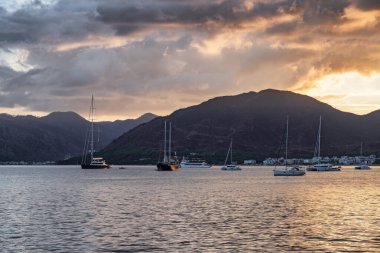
0, 165, 380, 252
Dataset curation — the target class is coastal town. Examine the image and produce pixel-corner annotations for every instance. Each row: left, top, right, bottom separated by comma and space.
261, 155, 376, 166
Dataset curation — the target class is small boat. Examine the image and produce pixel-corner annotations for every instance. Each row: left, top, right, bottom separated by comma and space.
307, 163, 341, 171
355, 164, 370, 170
119, 167, 127, 170
156, 121, 180, 171
307, 116, 340, 172
81, 157, 110, 169
274, 166, 305, 176
355, 142, 371, 170
180, 157, 211, 168
221, 164, 241, 170
221, 139, 241, 171
81, 96, 110, 169
273, 116, 305, 176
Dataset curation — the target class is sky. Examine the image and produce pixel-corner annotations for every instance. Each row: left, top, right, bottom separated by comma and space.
1, 0, 380, 120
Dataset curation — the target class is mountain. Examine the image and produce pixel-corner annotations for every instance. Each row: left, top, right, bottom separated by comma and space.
101, 89, 380, 164
95, 113, 157, 146
0, 112, 156, 162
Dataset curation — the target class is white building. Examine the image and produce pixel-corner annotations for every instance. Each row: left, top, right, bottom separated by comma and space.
243, 160, 256, 165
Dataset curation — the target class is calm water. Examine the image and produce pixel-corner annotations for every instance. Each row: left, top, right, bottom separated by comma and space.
1, 165, 380, 252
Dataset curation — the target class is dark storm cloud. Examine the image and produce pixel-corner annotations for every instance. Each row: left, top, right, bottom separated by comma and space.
0, 32, 34, 43
95, 0, 245, 24
95, 0, 347, 24
113, 24, 146, 36
302, 0, 350, 24
266, 21, 298, 34
354, 0, 380, 10
0, 66, 20, 81
0, 31, 317, 114
0, 36, 196, 112
0, 0, 108, 46
1, 0, 380, 117
95, 0, 293, 32
2, 68, 45, 92
94, 0, 353, 36
0, 67, 35, 108
0, 0, 355, 46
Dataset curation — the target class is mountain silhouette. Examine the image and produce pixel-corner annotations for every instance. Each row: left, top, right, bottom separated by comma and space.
0, 112, 156, 162
101, 89, 379, 164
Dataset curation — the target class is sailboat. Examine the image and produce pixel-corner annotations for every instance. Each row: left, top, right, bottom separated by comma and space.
156, 121, 180, 171
307, 116, 340, 172
81, 95, 110, 169
221, 139, 241, 170
355, 142, 371, 170
273, 116, 305, 176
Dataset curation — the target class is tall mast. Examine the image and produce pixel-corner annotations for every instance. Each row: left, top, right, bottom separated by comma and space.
318, 115, 321, 161
285, 116, 289, 168
164, 121, 167, 162
169, 122, 172, 162
360, 142, 363, 157
230, 139, 233, 164
224, 139, 231, 166
90, 95, 94, 161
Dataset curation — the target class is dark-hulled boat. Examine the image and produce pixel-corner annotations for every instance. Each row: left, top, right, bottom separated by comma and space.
156, 162, 180, 171
81, 157, 110, 169
156, 121, 179, 171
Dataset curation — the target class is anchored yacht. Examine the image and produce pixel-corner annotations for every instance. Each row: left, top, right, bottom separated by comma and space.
355, 143, 371, 170
156, 121, 180, 171
221, 139, 241, 171
180, 157, 211, 168
273, 116, 305, 176
81, 96, 110, 169
307, 116, 340, 172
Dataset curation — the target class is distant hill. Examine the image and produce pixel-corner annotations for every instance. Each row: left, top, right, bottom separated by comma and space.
101, 89, 380, 164
0, 112, 156, 162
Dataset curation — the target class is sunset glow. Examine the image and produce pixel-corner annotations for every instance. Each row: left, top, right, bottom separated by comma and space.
306, 72, 380, 115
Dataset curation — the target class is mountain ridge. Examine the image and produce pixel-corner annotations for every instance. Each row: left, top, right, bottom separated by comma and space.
101, 89, 380, 164
0, 111, 157, 162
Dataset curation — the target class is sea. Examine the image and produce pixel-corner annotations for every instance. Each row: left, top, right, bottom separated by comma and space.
1, 165, 380, 252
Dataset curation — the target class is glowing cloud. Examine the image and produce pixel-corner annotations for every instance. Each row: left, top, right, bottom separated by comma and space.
305, 72, 380, 114
1, 0, 380, 119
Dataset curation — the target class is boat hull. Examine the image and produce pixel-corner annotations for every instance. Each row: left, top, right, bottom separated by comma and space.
180, 163, 211, 168
156, 162, 180, 171
273, 169, 305, 176
355, 165, 371, 170
311, 168, 340, 171
221, 165, 241, 171
81, 164, 110, 169
307, 165, 341, 171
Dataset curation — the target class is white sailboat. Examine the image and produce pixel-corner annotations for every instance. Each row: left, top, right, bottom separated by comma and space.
355, 142, 371, 170
307, 116, 340, 172
81, 95, 110, 169
273, 116, 305, 176
221, 139, 241, 170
